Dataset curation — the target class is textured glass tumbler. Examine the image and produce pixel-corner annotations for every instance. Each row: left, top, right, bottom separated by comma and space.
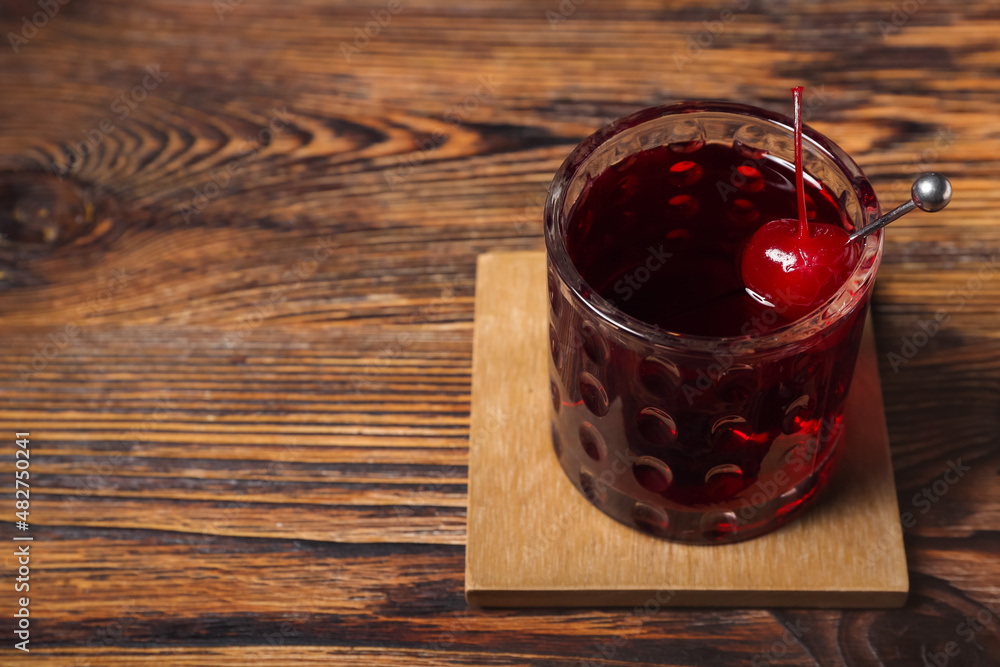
544, 102, 883, 544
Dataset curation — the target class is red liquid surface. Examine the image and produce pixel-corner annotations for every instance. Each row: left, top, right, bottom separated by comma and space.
565, 142, 853, 336
550, 140, 871, 541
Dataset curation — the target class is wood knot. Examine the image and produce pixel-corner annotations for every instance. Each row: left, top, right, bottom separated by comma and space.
0, 172, 95, 250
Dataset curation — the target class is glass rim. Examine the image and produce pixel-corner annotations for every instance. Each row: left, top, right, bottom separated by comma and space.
543, 100, 884, 353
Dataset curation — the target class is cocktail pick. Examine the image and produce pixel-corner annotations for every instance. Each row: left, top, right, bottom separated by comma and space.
848, 173, 953, 241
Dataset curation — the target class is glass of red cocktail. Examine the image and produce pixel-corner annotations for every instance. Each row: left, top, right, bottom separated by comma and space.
545, 101, 882, 544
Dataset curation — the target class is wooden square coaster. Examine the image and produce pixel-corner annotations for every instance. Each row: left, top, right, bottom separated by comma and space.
465, 252, 908, 608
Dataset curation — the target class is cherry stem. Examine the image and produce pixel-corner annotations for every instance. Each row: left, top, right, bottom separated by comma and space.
792, 86, 809, 240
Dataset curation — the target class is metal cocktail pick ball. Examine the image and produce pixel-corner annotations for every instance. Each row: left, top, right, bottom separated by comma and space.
848, 172, 953, 241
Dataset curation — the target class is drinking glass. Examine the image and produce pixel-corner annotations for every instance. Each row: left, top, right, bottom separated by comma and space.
544, 102, 882, 544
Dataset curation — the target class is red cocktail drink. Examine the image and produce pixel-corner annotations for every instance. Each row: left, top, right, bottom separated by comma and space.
545, 101, 882, 543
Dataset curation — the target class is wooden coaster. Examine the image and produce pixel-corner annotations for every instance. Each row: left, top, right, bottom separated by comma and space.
465, 252, 908, 608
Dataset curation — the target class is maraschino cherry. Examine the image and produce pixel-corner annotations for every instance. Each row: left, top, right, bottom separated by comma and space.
741, 88, 953, 321
740, 87, 857, 320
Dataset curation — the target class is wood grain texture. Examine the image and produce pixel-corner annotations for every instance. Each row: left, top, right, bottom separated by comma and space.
466, 253, 907, 608
0, 0, 997, 664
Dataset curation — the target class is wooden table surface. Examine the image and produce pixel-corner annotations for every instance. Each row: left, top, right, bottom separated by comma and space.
1, 1, 998, 665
